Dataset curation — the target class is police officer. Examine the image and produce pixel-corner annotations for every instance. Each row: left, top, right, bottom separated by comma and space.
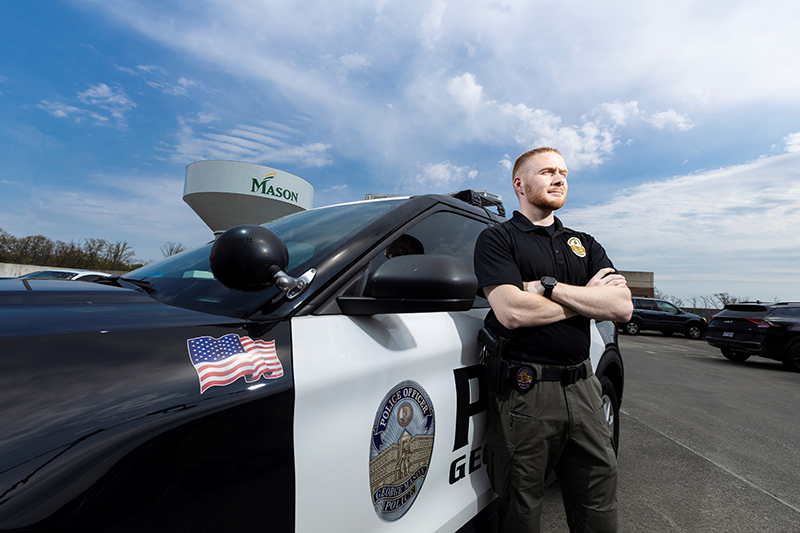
474, 147, 632, 532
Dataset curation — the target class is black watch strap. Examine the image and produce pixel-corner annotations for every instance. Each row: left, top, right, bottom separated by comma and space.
541, 276, 557, 299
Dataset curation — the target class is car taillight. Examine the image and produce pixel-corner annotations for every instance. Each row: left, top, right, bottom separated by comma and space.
746, 319, 773, 328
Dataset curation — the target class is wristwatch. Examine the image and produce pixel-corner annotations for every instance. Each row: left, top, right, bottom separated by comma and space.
541, 276, 557, 299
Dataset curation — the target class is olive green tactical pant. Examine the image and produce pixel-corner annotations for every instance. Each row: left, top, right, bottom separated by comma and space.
484, 361, 618, 533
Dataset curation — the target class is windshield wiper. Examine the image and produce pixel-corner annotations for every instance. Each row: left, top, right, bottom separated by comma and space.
93, 276, 155, 294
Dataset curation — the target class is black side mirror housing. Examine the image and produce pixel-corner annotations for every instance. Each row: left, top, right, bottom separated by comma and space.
337, 254, 478, 315
210, 225, 289, 292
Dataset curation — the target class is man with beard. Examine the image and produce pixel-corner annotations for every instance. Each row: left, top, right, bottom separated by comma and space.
474, 147, 632, 533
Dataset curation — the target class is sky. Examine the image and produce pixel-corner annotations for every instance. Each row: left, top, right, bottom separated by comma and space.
2, 0, 800, 303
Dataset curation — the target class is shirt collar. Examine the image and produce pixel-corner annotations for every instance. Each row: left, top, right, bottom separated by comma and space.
510, 210, 564, 235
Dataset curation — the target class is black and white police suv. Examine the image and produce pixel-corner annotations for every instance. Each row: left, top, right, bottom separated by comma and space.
0, 191, 624, 532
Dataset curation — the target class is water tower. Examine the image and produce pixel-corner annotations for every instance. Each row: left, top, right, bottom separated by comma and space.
183, 160, 314, 235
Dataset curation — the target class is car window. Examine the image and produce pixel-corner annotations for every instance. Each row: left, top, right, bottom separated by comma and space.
637, 299, 658, 311
769, 307, 800, 318
76, 274, 103, 282
370, 211, 490, 307
656, 301, 679, 314
21, 271, 75, 279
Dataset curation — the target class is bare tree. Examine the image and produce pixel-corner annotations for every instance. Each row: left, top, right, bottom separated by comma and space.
103, 241, 136, 270
0, 228, 13, 262
713, 292, 745, 306
6, 234, 54, 265
653, 287, 684, 307
160, 242, 187, 257
79, 238, 107, 269
52, 240, 82, 267
700, 294, 717, 309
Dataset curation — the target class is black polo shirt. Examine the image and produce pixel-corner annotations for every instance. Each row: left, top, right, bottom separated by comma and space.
474, 211, 615, 366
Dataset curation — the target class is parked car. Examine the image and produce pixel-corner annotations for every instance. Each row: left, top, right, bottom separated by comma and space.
621, 297, 708, 339
17, 269, 112, 282
0, 191, 625, 532
706, 302, 800, 371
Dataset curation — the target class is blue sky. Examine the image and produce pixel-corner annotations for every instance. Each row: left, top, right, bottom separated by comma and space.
2, 0, 800, 303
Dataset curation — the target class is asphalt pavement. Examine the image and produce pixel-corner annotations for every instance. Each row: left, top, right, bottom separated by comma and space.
538, 332, 800, 532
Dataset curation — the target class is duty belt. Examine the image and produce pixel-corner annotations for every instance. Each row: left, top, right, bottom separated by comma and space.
510, 361, 588, 393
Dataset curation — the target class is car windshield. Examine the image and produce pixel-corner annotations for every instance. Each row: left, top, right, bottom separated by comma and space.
126, 199, 405, 318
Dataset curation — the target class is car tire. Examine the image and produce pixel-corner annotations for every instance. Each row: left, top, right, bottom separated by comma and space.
599, 376, 620, 455
660, 330, 673, 337
721, 348, 750, 362
685, 324, 703, 340
782, 344, 800, 372
624, 321, 640, 335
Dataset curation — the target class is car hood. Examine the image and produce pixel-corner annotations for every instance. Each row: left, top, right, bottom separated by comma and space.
0, 278, 243, 338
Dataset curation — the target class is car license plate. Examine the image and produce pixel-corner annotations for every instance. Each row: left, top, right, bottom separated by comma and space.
723, 331, 734, 338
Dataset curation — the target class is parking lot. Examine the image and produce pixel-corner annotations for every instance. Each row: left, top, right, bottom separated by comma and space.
539, 332, 800, 532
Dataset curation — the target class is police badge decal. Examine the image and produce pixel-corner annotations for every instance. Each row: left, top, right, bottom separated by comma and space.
369, 380, 435, 522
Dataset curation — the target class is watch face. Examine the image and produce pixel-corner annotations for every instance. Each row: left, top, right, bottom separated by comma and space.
542, 276, 557, 288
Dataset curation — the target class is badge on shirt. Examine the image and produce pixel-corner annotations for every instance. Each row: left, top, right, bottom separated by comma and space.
568, 237, 586, 258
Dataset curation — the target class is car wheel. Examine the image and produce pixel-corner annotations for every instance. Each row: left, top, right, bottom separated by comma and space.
599, 376, 620, 455
660, 330, 673, 337
721, 348, 750, 362
685, 324, 703, 340
782, 344, 800, 372
624, 321, 640, 335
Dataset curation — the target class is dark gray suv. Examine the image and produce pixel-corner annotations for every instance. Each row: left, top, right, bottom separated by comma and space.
622, 297, 708, 339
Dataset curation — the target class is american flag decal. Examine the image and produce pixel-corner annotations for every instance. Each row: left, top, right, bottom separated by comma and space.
187, 334, 284, 394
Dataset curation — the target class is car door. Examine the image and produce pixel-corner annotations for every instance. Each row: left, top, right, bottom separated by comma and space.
291, 210, 494, 532
636, 298, 660, 328
655, 300, 684, 332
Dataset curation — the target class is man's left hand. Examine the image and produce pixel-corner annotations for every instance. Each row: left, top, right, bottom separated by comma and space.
587, 267, 627, 288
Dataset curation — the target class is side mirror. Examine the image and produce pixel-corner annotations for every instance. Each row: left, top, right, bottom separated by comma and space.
337, 255, 478, 315
210, 225, 289, 292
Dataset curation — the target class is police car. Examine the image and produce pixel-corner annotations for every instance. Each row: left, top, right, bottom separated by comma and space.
0, 191, 623, 532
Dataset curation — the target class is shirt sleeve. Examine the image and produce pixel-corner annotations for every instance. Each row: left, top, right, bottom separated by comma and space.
586, 233, 616, 277
474, 225, 524, 291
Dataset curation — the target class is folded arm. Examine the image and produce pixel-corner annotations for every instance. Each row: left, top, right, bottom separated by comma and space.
484, 268, 633, 330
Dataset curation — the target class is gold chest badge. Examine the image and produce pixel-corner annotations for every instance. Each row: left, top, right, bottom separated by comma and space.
568, 237, 586, 258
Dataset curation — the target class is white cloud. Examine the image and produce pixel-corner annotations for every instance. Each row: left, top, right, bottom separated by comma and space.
171, 119, 333, 168
646, 109, 694, 132
118, 63, 199, 96
196, 112, 218, 124
38, 101, 88, 120
446, 73, 483, 113
419, 0, 449, 49
82, 0, 721, 177
37, 100, 110, 124
498, 101, 615, 169
784, 132, 800, 152
563, 150, 800, 300
339, 53, 372, 71
595, 101, 694, 132
598, 101, 642, 126
146, 77, 198, 96
77, 83, 136, 124
413, 160, 477, 188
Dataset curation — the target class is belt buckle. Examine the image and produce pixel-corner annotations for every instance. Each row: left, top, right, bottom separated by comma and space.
514, 364, 537, 393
